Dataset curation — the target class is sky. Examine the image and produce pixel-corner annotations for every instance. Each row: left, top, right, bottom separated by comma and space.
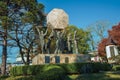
38, 0, 120, 28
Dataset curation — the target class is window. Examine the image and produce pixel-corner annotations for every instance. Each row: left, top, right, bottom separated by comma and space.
45, 56, 50, 63
110, 46, 115, 57
55, 56, 60, 63
65, 57, 69, 63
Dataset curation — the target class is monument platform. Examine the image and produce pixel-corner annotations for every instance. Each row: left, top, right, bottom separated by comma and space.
32, 54, 91, 65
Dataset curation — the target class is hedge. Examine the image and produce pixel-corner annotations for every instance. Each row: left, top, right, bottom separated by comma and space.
9, 65, 66, 80
37, 65, 66, 80
112, 65, 120, 71
0, 75, 9, 80
57, 62, 112, 74
10, 62, 112, 76
10, 65, 45, 76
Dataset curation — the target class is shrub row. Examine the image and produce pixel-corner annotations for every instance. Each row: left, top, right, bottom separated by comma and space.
9, 62, 112, 80
56, 62, 112, 74
112, 65, 120, 71
10, 65, 45, 76
10, 62, 112, 76
10, 65, 66, 80
37, 65, 66, 80
0, 75, 9, 80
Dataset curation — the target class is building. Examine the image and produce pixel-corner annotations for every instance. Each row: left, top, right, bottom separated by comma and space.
105, 37, 120, 63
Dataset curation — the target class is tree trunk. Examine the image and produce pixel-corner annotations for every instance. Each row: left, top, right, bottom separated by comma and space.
19, 46, 26, 64
1, 29, 7, 75
26, 50, 30, 65
15, 28, 26, 65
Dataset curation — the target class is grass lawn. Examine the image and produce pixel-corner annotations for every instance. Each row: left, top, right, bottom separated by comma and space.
1, 71, 120, 80
67, 71, 120, 80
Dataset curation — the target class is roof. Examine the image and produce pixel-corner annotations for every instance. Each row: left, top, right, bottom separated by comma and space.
106, 36, 117, 46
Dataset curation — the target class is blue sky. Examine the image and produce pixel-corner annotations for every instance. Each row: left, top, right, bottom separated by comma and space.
38, 0, 120, 28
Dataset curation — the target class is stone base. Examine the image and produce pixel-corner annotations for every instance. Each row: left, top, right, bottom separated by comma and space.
32, 54, 91, 65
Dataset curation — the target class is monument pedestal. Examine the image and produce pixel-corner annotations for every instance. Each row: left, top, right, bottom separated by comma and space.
32, 54, 91, 65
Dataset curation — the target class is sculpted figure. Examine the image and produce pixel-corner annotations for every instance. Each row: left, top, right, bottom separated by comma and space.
46, 30, 54, 54
54, 30, 64, 54
36, 27, 48, 54
73, 31, 79, 54
67, 33, 72, 53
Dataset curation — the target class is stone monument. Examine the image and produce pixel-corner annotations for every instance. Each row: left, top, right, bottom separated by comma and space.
32, 8, 91, 65
47, 8, 69, 54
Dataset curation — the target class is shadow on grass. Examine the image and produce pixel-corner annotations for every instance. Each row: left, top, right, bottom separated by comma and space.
70, 72, 120, 80
65, 76, 73, 80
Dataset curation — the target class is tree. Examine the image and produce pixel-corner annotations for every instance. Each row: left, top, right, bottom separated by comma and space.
0, 0, 12, 75
9, 25, 36, 65
0, 0, 45, 75
98, 23, 120, 58
8, 0, 45, 65
108, 23, 120, 45
65, 25, 91, 54
87, 20, 110, 51
98, 38, 108, 57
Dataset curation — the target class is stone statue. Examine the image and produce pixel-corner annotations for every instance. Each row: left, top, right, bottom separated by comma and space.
36, 27, 48, 54
54, 30, 64, 54
73, 31, 79, 54
67, 33, 72, 53
45, 30, 54, 54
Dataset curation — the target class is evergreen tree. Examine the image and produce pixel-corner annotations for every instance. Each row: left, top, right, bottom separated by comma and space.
0, 0, 45, 75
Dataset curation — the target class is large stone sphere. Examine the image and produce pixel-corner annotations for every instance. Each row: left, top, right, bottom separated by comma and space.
47, 8, 69, 30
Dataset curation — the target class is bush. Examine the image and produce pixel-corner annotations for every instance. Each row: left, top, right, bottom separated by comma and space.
38, 65, 66, 80
10, 65, 45, 76
100, 63, 112, 71
10, 63, 111, 76
58, 62, 112, 74
112, 65, 120, 71
10, 65, 66, 80
0, 75, 9, 80
57, 63, 78, 74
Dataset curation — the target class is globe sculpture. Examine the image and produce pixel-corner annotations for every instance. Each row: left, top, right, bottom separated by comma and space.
47, 8, 69, 30
46, 8, 69, 54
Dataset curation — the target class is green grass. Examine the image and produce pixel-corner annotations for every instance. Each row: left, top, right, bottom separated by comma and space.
1, 71, 120, 80
67, 71, 120, 80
